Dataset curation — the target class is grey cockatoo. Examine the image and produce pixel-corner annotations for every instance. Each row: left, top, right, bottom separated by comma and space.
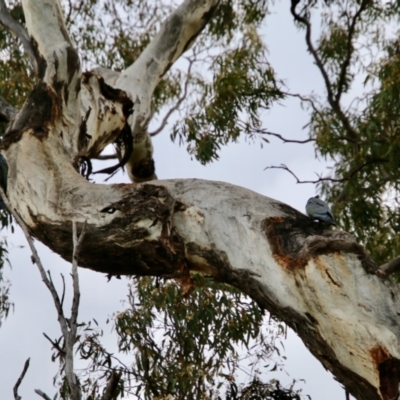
306, 196, 336, 226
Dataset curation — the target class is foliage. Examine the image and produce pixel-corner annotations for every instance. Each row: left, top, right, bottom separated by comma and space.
6, 0, 400, 397
0, 2, 299, 398
3, 0, 400, 273
0, 1, 33, 136
285, 0, 400, 267
224, 379, 305, 400
0, 233, 11, 328
115, 276, 284, 399
47, 275, 304, 399
170, 0, 283, 163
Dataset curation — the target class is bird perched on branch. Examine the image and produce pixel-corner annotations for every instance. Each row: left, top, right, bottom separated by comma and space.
0, 154, 8, 210
306, 196, 336, 226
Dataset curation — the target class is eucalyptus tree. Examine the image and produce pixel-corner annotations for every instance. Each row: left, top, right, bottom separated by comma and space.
1, 0, 400, 400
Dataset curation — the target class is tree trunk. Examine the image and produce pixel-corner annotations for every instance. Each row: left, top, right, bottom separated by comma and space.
1, 1, 400, 399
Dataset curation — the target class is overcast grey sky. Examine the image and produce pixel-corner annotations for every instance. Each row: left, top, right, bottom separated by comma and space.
0, 1, 356, 399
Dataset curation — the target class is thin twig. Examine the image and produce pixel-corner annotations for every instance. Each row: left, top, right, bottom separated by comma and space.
290, 0, 334, 110
247, 126, 315, 144
34, 390, 52, 400
265, 159, 388, 184
92, 154, 118, 160
65, 0, 73, 26
13, 358, 30, 400
60, 273, 66, 309
42, 332, 66, 356
0, 0, 37, 73
149, 58, 194, 137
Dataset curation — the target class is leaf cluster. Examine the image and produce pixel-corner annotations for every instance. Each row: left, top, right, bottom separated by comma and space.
0, 235, 11, 328
46, 275, 305, 400
113, 275, 286, 399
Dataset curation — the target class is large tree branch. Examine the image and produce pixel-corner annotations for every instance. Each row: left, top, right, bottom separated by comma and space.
2, 1, 399, 399
75, 1, 220, 183
6, 0, 82, 158
114, 0, 219, 182
3, 97, 400, 399
3, 144, 400, 400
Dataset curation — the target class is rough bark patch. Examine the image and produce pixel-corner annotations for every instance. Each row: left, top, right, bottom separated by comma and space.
373, 345, 400, 400
29, 184, 186, 277
2, 82, 58, 148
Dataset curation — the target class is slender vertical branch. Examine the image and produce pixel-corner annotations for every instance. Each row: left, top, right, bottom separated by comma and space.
0, 187, 68, 335
0, 186, 84, 400
70, 221, 85, 338
13, 358, 30, 400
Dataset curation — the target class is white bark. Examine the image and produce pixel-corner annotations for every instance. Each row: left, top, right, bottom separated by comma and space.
114, 0, 219, 182
1, 1, 399, 399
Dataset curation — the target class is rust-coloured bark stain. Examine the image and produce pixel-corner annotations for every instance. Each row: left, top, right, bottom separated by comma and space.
371, 345, 400, 400
263, 216, 309, 270
262, 202, 378, 274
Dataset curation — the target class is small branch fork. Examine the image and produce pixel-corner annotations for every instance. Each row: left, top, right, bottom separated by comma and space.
290, 0, 369, 140
265, 159, 388, 184
239, 124, 315, 144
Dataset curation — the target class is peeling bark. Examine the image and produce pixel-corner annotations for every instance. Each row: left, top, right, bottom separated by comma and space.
0, 0, 399, 399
